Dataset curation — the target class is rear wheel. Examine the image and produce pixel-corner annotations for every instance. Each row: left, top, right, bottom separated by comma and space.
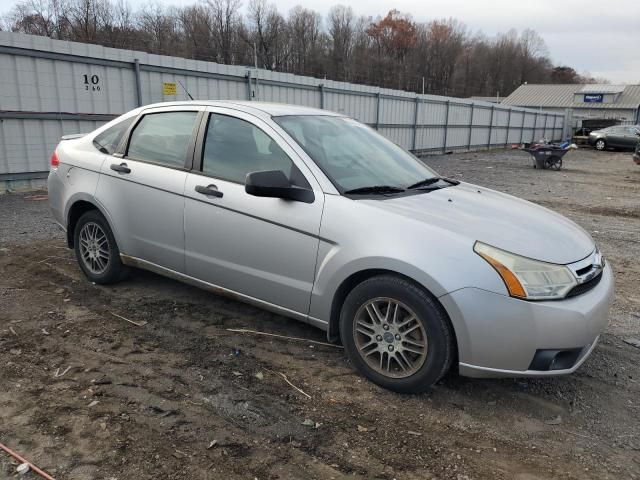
339, 275, 454, 393
595, 139, 606, 151
74, 210, 127, 284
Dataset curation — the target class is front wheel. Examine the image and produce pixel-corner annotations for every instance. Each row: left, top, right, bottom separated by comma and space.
595, 139, 606, 151
339, 275, 455, 393
74, 210, 128, 284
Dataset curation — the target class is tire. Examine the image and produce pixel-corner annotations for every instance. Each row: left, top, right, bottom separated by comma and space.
339, 275, 455, 393
545, 156, 562, 170
73, 210, 128, 284
595, 139, 606, 151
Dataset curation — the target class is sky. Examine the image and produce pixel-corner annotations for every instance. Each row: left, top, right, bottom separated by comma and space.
1, 0, 638, 84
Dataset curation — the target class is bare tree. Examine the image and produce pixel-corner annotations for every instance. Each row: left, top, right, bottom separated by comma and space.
136, 4, 181, 55
287, 6, 322, 75
7, 0, 67, 37
207, 0, 241, 64
327, 5, 354, 80
179, 4, 214, 61
246, 0, 287, 70
3, 0, 603, 96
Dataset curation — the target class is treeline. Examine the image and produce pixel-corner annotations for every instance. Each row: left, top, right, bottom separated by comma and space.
1, 0, 605, 97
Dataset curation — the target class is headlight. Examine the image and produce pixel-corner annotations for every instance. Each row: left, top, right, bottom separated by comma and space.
474, 242, 577, 300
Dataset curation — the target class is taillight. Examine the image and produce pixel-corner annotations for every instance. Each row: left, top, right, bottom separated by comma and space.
50, 150, 59, 168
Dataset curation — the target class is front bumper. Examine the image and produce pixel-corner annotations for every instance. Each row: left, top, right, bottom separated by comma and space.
440, 263, 614, 378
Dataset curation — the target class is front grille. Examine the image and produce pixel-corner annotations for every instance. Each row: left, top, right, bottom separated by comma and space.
566, 272, 603, 298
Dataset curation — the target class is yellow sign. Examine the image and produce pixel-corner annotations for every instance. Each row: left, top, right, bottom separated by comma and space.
162, 82, 177, 96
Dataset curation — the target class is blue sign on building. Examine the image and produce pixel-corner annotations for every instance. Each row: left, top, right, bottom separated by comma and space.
584, 94, 603, 103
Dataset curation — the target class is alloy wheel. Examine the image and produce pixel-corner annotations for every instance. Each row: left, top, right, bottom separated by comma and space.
353, 297, 428, 378
595, 140, 605, 151
78, 221, 110, 275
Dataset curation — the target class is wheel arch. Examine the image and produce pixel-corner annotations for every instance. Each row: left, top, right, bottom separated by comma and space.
65, 196, 118, 249
326, 269, 459, 362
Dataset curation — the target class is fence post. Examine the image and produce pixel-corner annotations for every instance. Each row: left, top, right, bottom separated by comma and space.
375, 92, 381, 130
532, 113, 538, 142
467, 103, 475, 150
487, 106, 494, 149
520, 111, 526, 144
552, 115, 558, 141
133, 59, 142, 107
319, 84, 325, 109
246, 70, 252, 100
412, 96, 420, 152
442, 100, 450, 153
543, 113, 548, 139
505, 108, 512, 147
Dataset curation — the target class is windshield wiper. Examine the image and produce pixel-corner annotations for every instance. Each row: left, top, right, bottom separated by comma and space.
344, 185, 405, 195
407, 176, 460, 190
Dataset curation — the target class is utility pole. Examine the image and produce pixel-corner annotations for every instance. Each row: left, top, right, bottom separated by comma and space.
422, 77, 425, 95
253, 42, 259, 101
253, 42, 258, 69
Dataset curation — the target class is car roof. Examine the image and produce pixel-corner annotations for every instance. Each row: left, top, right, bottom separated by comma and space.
139, 100, 343, 119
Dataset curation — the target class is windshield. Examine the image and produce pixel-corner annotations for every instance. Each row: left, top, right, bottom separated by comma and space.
273, 115, 438, 192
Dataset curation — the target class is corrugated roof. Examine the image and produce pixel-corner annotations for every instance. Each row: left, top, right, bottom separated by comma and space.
502, 84, 640, 109
578, 84, 625, 94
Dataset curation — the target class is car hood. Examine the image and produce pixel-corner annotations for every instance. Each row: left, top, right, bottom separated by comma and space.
365, 183, 594, 265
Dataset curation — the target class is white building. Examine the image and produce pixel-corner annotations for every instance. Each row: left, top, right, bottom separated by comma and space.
502, 84, 640, 125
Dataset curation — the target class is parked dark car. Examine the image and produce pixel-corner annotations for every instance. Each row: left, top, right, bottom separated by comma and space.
588, 125, 640, 151
634, 140, 640, 165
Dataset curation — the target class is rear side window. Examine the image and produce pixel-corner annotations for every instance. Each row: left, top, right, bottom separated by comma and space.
127, 111, 198, 168
202, 114, 306, 186
93, 117, 134, 154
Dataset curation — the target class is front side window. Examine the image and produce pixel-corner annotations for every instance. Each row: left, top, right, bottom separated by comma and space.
274, 115, 437, 192
93, 117, 134, 154
127, 111, 198, 167
202, 114, 305, 186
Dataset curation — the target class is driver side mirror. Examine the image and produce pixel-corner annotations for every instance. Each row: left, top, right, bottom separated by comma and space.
245, 170, 314, 204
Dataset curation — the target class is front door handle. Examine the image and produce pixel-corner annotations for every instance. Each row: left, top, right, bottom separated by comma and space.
195, 184, 223, 198
110, 162, 131, 174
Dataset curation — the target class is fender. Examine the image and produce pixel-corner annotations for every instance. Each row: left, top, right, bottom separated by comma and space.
64, 191, 123, 252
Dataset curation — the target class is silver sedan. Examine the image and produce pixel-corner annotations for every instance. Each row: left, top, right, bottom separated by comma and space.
48, 101, 614, 393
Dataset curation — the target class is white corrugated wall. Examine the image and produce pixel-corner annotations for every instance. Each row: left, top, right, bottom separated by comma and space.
0, 31, 565, 192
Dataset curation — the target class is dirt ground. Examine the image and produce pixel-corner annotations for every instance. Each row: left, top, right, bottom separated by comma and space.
0, 148, 639, 480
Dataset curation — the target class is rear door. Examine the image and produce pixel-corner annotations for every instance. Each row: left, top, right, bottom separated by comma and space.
183, 108, 324, 315
96, 106, 203, 273
606, 127, 627, 148
622, 127, 640, 149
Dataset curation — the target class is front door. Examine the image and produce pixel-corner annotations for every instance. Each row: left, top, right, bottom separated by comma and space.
184, 109, 324, 315
97, 107, 201, 273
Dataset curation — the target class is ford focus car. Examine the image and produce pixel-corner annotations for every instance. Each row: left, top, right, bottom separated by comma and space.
48, 101, 614, 393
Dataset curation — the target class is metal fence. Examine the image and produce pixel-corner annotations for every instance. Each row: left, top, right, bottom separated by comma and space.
0, 31, 565, 189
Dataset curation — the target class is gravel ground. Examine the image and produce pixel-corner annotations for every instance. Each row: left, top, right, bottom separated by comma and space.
0, 147, 639, 480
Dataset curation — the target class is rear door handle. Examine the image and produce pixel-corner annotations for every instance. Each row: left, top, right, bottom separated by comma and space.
195, 184, 223, 198
110, 162, 131, 174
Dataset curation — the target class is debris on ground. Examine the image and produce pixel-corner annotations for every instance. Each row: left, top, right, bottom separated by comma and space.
545, 416, 563, 426
16, 463, 30, 475
624, 338, 640, 349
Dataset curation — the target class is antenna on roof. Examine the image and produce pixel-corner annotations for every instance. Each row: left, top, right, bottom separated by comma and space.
178, 80, 194, 101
